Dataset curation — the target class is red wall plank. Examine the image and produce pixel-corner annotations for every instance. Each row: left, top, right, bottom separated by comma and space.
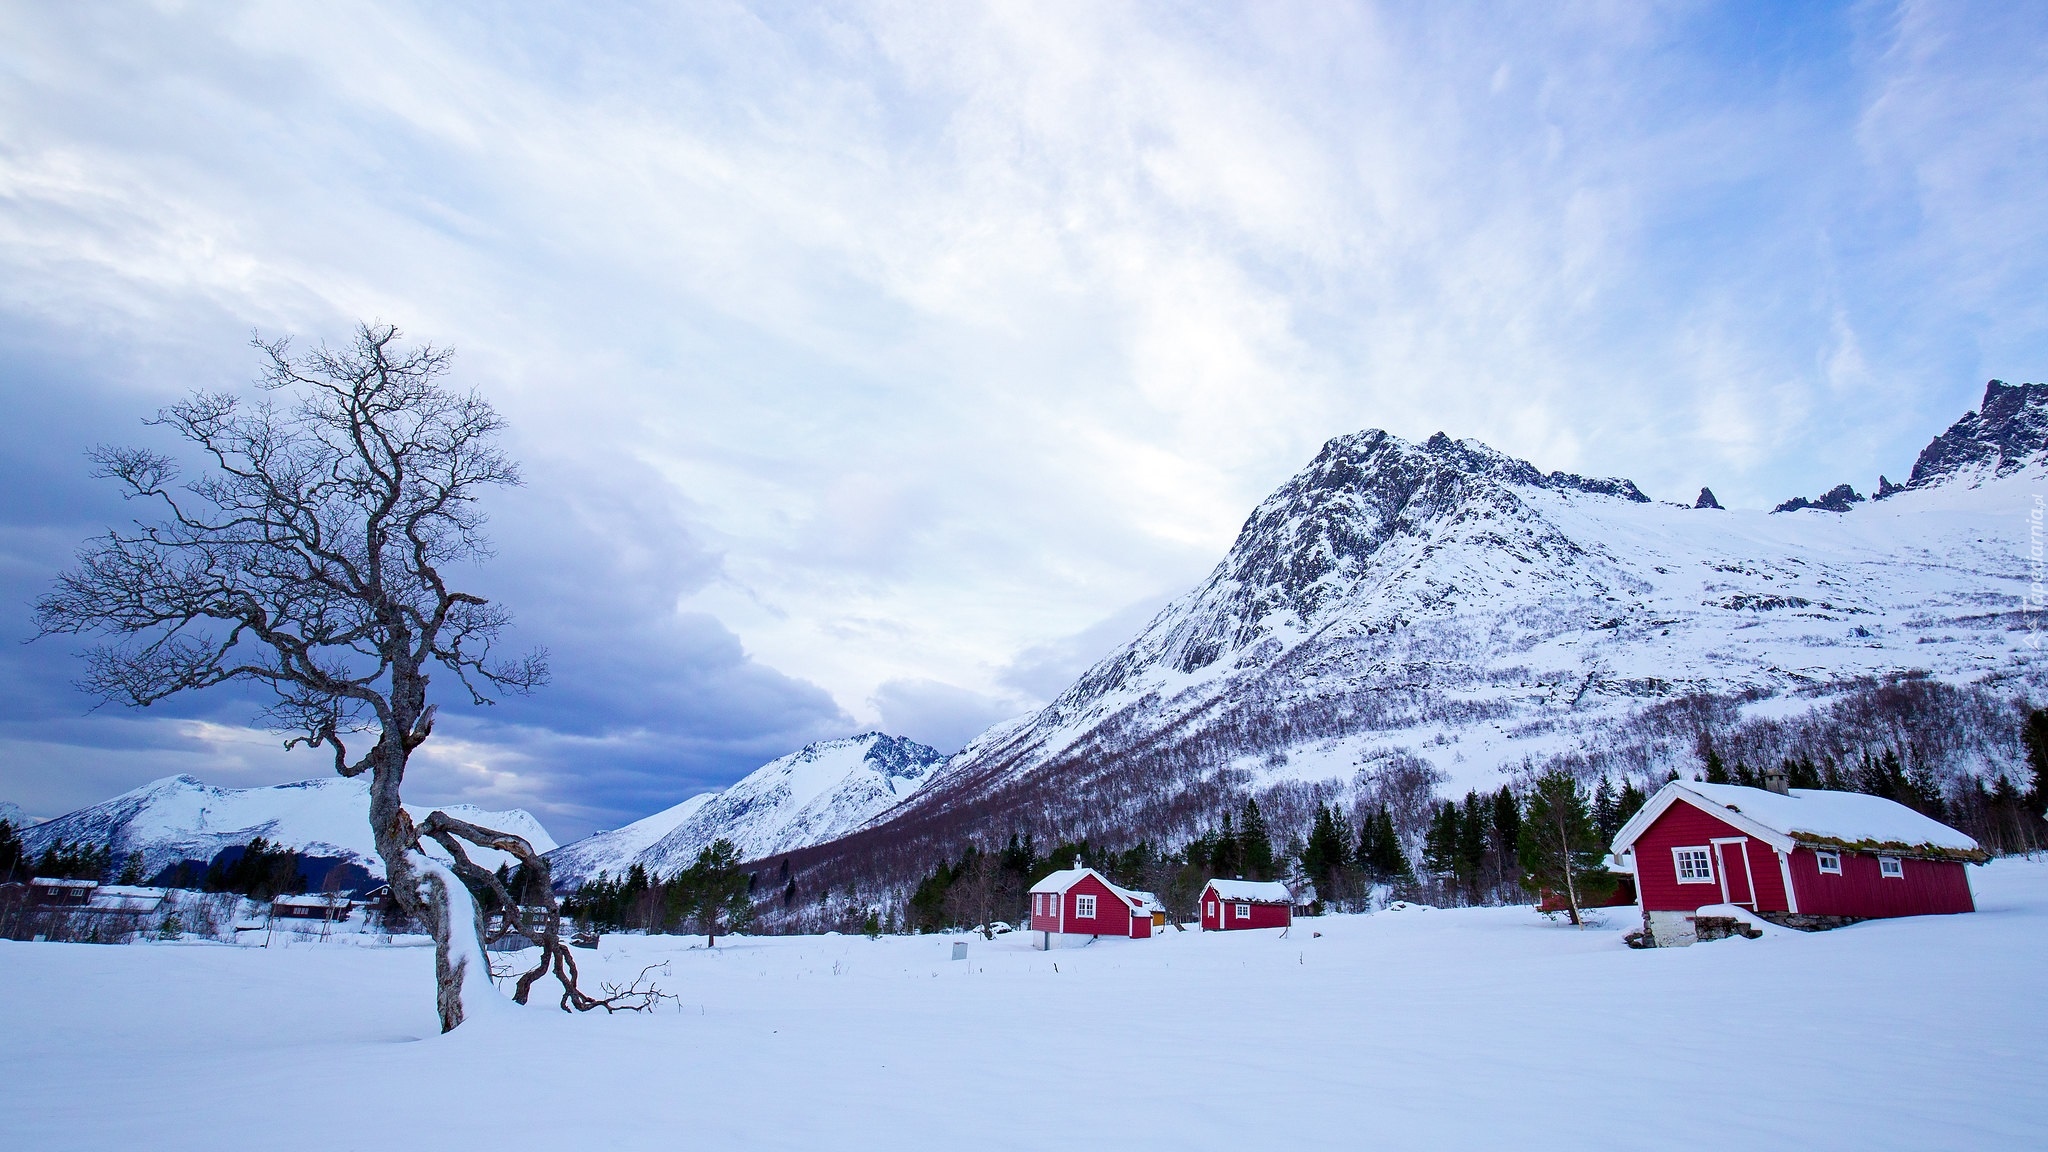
1787, 848, 1974, 917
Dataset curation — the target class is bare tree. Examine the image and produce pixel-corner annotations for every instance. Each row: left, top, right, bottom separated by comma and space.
34, 323, 641, 1029
942, 850, 1001, 935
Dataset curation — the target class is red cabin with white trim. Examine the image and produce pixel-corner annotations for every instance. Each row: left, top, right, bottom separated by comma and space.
1611, 781, 1983, 946
1027, 867, 1154, 948
1200, 879, 1293, 930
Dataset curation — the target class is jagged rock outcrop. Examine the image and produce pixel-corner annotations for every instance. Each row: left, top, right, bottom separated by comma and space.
1695, 487, 1723, 509
1773, 483, 1865, 514
1907, 380, 2048, 488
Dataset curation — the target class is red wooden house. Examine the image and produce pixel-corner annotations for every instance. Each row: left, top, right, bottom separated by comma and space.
1611, 779, 1984, 947
1028, 866, 1155, 949
1200, 879, 1293, 931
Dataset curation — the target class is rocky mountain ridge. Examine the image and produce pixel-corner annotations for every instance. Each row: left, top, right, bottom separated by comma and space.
776, 380, 2043, 890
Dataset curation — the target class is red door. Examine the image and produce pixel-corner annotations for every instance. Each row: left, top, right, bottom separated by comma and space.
1714, 838, 1754, 908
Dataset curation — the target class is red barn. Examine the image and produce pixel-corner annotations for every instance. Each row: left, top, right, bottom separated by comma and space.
1200, 879, 1293, 931
1611, 779, 1984, 947
1027, 866, 1155, 949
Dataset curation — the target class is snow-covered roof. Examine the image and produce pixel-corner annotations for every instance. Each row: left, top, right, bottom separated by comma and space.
1202, 878, 1294, 903
1027, 867, 1093, 895
30, 877, 97, 889
90, 886, 168, 912
272, 894, 350, 908
1029, 867, 1154, 914
1613, 782, 1983, 861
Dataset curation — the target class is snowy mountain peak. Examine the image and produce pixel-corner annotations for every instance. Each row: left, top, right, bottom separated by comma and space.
1067, 427, 1650, 684
1908, 379, 2048, 488
545, 733, 947, 887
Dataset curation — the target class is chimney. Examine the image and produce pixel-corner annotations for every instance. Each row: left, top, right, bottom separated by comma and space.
1764, 765, 1790, 796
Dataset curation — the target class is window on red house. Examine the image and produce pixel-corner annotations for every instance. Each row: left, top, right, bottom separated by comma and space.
1879, 856, 1903, 879
1076, 894, 1096, 918
1673, 847, 1714, 884
1235, 902, 1251, 919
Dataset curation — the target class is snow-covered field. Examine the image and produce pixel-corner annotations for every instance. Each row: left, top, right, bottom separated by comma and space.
6, 860, 2045, 1150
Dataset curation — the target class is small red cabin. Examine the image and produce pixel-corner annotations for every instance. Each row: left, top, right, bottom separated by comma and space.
1028, 867, 1154, 948
1612, 781, 1984, 947
1200, 879, 1293, 931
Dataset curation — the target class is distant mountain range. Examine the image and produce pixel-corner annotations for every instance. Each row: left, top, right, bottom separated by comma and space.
11, 733, 951, 895
14, 774, 555, 888
543, 733, 945, 887
770, 380, 2046, 890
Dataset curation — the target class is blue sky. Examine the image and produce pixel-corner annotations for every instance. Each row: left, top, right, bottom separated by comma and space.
0, 1, 2042, 839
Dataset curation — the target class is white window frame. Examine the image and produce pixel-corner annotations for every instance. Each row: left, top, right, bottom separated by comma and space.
1076, 894, 1096, 918
1235, 902, 1252, 919
1878, 856, 1904, 879
1672, 846, 1715, 885
1206, 900, 1218, 918
1816, 851, 1842, 875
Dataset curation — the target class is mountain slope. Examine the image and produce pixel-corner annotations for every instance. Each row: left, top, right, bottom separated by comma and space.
817, 380, 2044, 868
546, 733, 946, 886
16, 775, 555, 886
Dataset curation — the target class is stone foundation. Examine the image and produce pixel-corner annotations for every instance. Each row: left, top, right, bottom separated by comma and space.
1753, 911, 1867, 932
1690, 915, 1763, 943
